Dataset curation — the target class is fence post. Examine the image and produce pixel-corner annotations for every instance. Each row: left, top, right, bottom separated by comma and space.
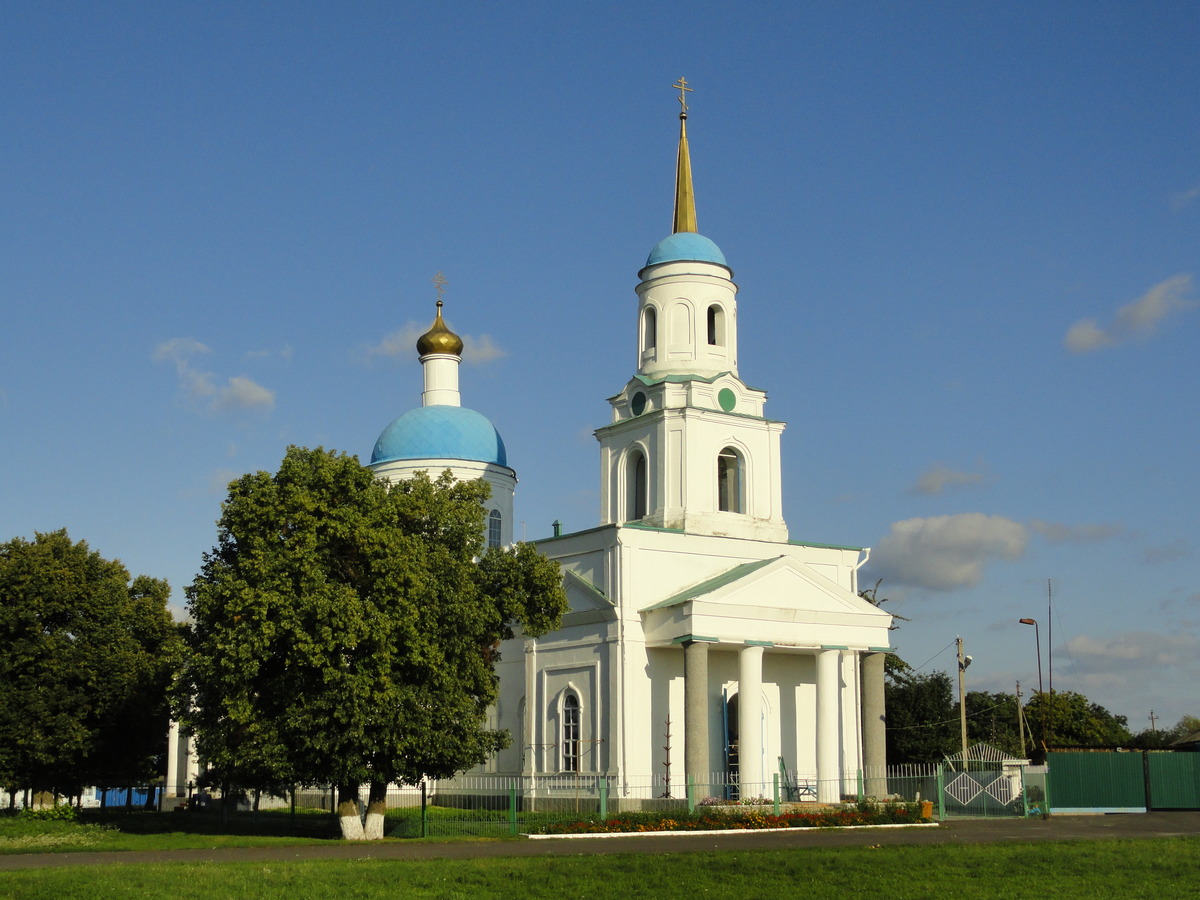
687, 775, 695, 813
856, 769, 864, 803
936, 763, 945, 821
773, 774, 780, 815
420, 781, 428, 838
509, 785, 518, 836
1043, 768, 1052, 818
598, 777, 608, 819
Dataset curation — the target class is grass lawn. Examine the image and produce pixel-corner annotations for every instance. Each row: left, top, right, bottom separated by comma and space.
0, 811, 336, 855
1, 837, 1199, 898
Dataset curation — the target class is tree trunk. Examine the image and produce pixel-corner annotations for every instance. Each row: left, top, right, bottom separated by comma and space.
364, 781, 388, 840
337, 783, 364, 840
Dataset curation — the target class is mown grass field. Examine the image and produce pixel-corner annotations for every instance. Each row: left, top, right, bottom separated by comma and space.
2, 837, 1199, 899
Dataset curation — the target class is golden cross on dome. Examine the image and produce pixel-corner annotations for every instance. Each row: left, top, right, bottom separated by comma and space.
432, 271, 447, 307
673, 77, 693, 116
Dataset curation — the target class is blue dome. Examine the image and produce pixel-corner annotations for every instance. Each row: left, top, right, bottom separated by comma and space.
644, 232, 728, 268
371, 406, 508, 467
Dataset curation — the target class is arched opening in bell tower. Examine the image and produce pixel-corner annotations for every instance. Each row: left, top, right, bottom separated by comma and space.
717, 447, 744, 513
626, 449, 649, 520
707, 304, 725, 346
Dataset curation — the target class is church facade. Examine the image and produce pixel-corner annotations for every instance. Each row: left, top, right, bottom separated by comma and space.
371, 90, 892, 801
166, 88, 892, 804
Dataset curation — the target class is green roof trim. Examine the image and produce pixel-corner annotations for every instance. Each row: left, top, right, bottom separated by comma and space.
642, 557, 779, 612
621, 521, 685, 534
562, 569, 609, 605
533, 523, 617, 543
869, 646, 893, 653
787, 539, 866, 552
746, 639, 774, 647
633, 372, 726, 386
822, 644, 850, 650
671, 634, 720, 644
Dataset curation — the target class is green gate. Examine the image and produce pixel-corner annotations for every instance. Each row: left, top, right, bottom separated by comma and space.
1048, 751, 1200, 812
1147, 753, 1200, 809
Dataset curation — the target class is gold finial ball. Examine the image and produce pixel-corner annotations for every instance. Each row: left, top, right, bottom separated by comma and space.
416, 300, 464, 356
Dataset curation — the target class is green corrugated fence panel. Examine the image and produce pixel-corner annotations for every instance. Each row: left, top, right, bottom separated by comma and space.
1148, 753, 1200, 809
1047, 751, 1146, 810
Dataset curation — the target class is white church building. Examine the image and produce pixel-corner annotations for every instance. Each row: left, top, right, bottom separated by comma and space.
368, 91, 892, 802
166, 88, 892, 804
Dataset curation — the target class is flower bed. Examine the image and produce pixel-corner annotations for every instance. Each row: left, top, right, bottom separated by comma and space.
530, 800, 929, 835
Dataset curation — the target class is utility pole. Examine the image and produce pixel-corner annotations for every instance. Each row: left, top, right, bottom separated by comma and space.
957, 637, 971, 763
1149, 710, 1158, 733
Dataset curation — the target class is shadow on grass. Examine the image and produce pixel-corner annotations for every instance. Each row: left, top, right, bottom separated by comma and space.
77, 808, 342, 840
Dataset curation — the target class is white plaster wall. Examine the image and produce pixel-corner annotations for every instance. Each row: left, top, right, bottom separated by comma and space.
636, 261, 739, 380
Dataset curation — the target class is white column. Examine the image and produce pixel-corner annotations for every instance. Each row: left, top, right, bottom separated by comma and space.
738, 644, 765, 795
420, 353, 461, 406
166, 720, 182, 797
816, 649, 841, 803
523, 640, 537, 776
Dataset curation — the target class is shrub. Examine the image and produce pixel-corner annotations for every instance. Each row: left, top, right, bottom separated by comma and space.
19, 803, 79, 822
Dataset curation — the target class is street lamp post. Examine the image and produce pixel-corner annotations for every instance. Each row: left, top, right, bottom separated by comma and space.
1019, 618, 1044, 749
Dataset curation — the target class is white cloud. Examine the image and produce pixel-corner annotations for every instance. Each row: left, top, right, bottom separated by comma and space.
1029, 519, 1123, 543
1143, 540, 1190, 564
463, 334, 506, 363
244, 345, 293, 361
208, 468, 241, 495
1063, 318, 1113, 354
1066, 631, 1200, 673
154, 337, 274, 412
867, 513, 1028, 591
1064, 274, 1196, 354
1170, 183, 1200, 211
154, 337, 216, 400
214, 376, 275, 411
911, 464, 985, 496
365, 323, 506, 364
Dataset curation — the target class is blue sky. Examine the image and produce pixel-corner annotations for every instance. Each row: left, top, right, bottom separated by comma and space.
2, 1, 1197, 734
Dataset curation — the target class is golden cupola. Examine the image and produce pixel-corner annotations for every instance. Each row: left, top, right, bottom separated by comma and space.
416, 300, 464, 357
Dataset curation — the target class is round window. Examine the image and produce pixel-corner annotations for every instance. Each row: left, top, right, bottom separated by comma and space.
630, 391, 648, 416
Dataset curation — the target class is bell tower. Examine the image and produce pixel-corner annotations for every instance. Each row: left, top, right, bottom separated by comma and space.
596, 80, 787, 542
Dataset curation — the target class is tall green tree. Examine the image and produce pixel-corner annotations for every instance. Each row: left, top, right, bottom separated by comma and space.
1024, 690, 1132, 749
963, 691, 1026, 758
177, 446, 567, 839
0, 530, 179, 799
884, 659, 957, 764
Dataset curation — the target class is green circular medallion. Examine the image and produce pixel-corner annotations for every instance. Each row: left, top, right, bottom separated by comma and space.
718, 388, 737, 412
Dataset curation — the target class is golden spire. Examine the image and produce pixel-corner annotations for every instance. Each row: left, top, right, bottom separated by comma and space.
672, 77, 697, 234
415, 272, 464, 356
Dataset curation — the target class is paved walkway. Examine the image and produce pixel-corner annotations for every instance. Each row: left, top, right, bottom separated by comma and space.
2, 811, 1198, 871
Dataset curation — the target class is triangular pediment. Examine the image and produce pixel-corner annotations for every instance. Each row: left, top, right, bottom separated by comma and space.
641, 556, 889, 621
563, 569, 615, 613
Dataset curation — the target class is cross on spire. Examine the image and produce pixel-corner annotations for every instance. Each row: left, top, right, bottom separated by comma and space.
432, 271, 447, 308
673, 77, 693, 117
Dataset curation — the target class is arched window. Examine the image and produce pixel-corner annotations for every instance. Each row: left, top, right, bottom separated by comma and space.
627, 449, 648, 520
707, 305, 725, 346
717, 447, 743, 513
642, 307, 657, 353
562, 692, 581, 773
487, 509, 502, 548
